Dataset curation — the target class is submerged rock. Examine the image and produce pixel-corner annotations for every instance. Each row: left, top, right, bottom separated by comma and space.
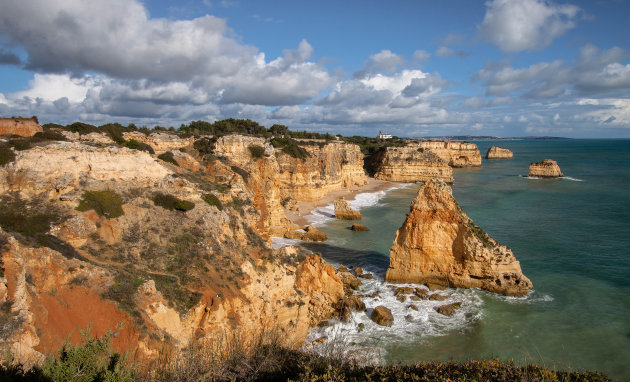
486, 146, 513, 159
334, 198, 362, 220
371, 306, 394, 326
436, 302, 462, 316
350, 223, 370, 231
528, 159, 563, 178
385, 179, 533, 296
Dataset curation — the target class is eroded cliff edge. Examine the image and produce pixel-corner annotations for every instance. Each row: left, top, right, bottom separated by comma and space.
385, 179, 532, 296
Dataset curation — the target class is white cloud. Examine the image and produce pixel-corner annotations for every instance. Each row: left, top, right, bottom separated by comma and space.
479, 0, 580, 52
412, 50, 431, 62
12, 73, 102, 103
353, 50, 405, 78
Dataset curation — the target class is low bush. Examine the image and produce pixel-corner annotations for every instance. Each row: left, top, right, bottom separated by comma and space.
230, 165, 250, 181
76, 190, 125, 219
157, 151, 178, 165
0, 144, 15, 166
32, 130, 68, 142
124, 139, 155, 154
248, 144, 265, 159
193, 137, 216, 156
270, 137, 310, 159
203, 193, 223, 210
8, 139, 31, 151
152, 193, 195, 212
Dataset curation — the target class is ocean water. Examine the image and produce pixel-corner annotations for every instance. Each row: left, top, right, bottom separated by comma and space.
294, 139, 630, 380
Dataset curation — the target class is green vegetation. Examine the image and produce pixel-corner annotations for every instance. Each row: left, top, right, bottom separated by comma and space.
230, 165, 250, 181
157, 151, 178, 165
270, 137, 310, 159
152, 193, 195, 212
193, 137, 216, 156
124, 139, 155, 154
101, 271, 145, 316
76, 190, 125, 219
342, 135, 408, 155
0, 144, 15, 166
203, 193, 223, 210
248, 144, 265, 159
0, 195, 59, 238
1, 328, 134, 381
31, 130, 68, 142
152, 274, 202, 315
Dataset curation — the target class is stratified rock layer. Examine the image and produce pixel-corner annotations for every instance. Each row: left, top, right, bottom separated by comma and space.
0, 118, 43, 137
334, 198, 361, 220
372, 147, 453, 183
385, 179, 532, 296
415, 141, 482, 167
528, 159, 563, 178
486, 146, 513, 159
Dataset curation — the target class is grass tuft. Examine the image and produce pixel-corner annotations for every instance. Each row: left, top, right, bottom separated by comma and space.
152, 193, 195, 212
76, 190, 125, 219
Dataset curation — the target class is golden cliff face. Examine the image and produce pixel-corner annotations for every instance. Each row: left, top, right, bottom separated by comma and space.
275, 141, 368, 202
0, 133, 353, 365
372, 147, 453, 183
486, 146, 513, 159
528, 159, 563, 178
0, 118, 42, 137
123, 131, 196, 155
415, 141, 482, 167
385, 179, 532, 296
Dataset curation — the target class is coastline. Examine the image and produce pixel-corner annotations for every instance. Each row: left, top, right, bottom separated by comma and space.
284, 178, 397, 227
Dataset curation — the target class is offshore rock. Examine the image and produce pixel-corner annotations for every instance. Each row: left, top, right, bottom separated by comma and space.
529, 159, 563, 178
334, 198, 361, 220
415, 141, 482, 167
486, 146, 513, 159
371, 306, 394, 327
372, 147, 453, 183
0, 118, 42, 137
436, 302, 462, 316
385, 179, 532, 296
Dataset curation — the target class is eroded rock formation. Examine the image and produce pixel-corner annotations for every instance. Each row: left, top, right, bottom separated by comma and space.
334, 198, 361, 220
415, 141, 482, 167
385, 179, 532, 296
372, 147, 453, 183
528, 159, 563, 178
486, 146, 513, 159
0, 118, 42, 137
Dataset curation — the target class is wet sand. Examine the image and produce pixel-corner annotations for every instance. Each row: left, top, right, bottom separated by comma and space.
284, 178, 397, 226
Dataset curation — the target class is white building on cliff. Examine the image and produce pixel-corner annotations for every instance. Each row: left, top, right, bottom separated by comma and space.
377, 130, 392, 139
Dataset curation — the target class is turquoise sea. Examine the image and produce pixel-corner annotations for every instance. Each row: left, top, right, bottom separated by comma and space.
297, 139, 630, 381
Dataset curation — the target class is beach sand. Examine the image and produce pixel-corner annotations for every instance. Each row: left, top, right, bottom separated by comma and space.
284, 178, 397, 226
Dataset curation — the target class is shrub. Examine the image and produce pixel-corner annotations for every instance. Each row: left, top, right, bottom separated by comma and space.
99, 123, 128, 144
157, 151, 178, 165
66, 122, 99, 135
203, 193, 223, 210
270, 137, 310, 159
0, 144, 15, 166
193, 137, 216, 155
76, 190, 124, 219
8, 139, 31, 151
124, 139, 155, 154
230, 165, 250, 181
38, 328, 134, 382
152, 193, 195, 212
32, 130, 68, 142
248, 144, 265, 159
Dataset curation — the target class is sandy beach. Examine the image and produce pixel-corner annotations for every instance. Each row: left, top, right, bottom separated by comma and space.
284, 178, 397, 226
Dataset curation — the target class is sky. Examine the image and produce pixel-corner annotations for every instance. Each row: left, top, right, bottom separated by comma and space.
1, 0, 629, 138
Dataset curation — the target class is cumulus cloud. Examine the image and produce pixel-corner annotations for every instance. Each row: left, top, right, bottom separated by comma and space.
479, 0, 580, 52
473, 45, 630, 99
412, 50, 431, 62
353, 50, 405, 78
0, 48, 21, 65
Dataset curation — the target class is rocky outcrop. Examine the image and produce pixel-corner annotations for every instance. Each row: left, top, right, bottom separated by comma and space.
415, 141, 482, 167
529, 159, 563, 178
372, 147, 453, 183
350, 224, 369, 231
334, 198, 361, 220
371, 306, 393, 326
486, 146, 513, 159
0, 118, 42, 137
385, 179, 532, 296
274, 141, 368, 202
436, 302, 462, 316
123, 132, 195, 155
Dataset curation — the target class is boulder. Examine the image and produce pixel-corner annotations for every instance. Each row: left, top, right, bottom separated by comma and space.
334, 198, 362, 220
350, 224, 370, 231
394, 287, 414, 296
408, 304, 419, 311
371, 306, 394, 327
528, 159, 563, 178
302, 226, 327, 242
486, 146, 513, 159
385, 179, 533, 296
359, 273, 373, 279
354, 267, 363, 276
436, 302, 462, 316
429, 294, 448, 301
414, 288, 429, 299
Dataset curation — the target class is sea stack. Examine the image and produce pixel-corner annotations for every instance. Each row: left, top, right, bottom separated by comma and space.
528, 159, 563, 178
486, 146, 513, 159
334, 198, 361, 220
385, 179, 532, 296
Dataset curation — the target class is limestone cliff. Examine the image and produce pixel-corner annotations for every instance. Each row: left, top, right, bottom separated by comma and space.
371, 147, 453, 183
385, 179, 532, 296
123, 131, 195, 155
274, 141, 368, 202
0, 133, 357, 365
486, 146, 513, 159
0, 118, 42, 137
528, 159, 563, 178
415, 141, 482, 167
